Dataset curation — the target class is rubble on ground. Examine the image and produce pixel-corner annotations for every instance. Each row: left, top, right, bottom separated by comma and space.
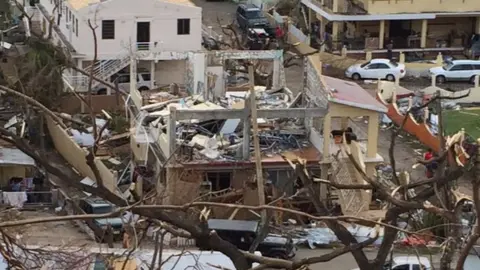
137, 86, 315, 162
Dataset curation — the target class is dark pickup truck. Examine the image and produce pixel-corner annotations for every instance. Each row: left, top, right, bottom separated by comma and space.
236, 4, 269, 31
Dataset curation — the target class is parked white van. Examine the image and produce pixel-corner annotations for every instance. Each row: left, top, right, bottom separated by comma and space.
93, 70, 155, 95
429, 60, 480, 84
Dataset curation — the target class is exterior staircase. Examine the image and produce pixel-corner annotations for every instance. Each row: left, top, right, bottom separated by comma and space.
68, 53, 131, 90
331, 156, 369, 216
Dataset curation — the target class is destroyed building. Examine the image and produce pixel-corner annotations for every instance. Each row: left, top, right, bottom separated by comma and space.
127, 50, 388, 220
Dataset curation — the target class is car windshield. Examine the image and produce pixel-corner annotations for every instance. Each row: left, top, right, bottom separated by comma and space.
93, 206, 113, 214
360, 61, 370, 68
443, 61, 454, 70
246, 10, 263, 19
389, 61, 398, 67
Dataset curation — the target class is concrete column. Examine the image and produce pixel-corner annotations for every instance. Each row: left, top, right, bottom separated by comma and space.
150, 61, 155, 89
379, 20, 385, 49
192, 52, 206, 95
242, 98, 251, 160
332, 0, 339, 13
320, 18, 326, 41
272, 58, 281, 90
365, 51, 372, 61
366, 114, 379, 158
420, 19, 428, 48
322, 114, 331, 159
129, 56, 137, 93
399, 52, 405, 63
167, 106, 177, 159
476, 17, 480, 34
332, 21, 340, 45
319, 163, 329, 203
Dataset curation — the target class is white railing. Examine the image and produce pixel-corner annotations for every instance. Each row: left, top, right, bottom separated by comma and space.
63, 75, 89, 89
84, 55, 130, 78
201, 25, 222, 41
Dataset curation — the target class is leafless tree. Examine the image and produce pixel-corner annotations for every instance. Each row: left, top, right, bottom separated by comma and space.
1, 3, 480, 270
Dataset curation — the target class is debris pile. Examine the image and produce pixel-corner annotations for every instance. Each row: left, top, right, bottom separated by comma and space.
138, 87, 315, 163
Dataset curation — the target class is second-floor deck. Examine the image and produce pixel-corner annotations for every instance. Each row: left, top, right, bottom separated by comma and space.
306, 0, 480, 18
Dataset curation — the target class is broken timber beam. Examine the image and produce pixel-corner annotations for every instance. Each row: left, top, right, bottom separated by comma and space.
174, 107, 327, 121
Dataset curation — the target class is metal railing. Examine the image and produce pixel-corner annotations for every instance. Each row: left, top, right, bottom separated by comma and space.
63, 75, 89, 88
202, 25, 223, 41
84, 55, 130, 79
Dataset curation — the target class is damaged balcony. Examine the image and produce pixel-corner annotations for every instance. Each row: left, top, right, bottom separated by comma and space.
128, 85, 328, 207
130, 86, 327, 169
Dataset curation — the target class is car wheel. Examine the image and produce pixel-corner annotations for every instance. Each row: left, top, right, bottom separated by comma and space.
470, 75, 478, 85
97, 89, 107, 95
436, 75, 446, 84
138, 86, 149, 91
352, 73, 361, 80
386, 74, 395, 81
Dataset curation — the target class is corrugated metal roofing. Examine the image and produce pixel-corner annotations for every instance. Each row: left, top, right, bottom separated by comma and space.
0, 148, 35, 166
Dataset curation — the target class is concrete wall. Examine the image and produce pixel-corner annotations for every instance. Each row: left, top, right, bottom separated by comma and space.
45, 116, 116, 191
138, 60, 187, 86
0, 166, 29, 187
164, 167, 204, 205
40, 0, 202, 59
59, 95, 124, 114
364, 0, 480, 14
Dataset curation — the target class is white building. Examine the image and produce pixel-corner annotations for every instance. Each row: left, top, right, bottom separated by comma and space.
21, 0, 203, 92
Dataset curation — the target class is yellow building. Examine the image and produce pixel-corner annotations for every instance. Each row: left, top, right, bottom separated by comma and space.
303, 0, 480, 53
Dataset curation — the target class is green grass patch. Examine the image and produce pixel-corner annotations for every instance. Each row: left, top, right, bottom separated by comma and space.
443, 108, 480, 139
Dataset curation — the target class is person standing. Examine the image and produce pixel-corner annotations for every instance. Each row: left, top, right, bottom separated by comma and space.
424, 149, 435, 178
386, 40, 394, 60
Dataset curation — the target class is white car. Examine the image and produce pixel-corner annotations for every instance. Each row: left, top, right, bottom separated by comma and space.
345, 59, 406, 81
351, 256, 432, 270
94, 72, 155, 95
429, 60, 480, 84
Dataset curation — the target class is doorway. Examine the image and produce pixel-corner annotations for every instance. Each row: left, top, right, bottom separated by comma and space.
137, 21, 150, 50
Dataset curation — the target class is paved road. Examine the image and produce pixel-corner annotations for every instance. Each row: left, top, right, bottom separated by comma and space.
191, 0, 237, 35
